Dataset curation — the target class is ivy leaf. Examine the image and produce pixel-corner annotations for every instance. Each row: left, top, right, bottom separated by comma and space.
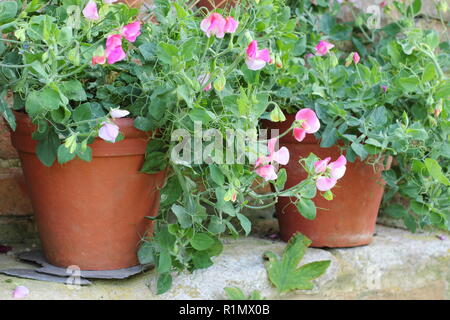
264, 233, 331, 293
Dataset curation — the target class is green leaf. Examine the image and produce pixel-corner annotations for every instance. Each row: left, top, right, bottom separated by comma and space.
26, 88, 61, 116
0, 1, 18, 24
57, 27, 73, 46
422, 63, 437, 82
236, 213, 251, 236
190, 233, 215, 251
398, 77, 419, 92
410, 0, 422, 15
210, 165, 225, 185
0, 94, 15, 131
295, 198, 317, 220
156, 42, 178, 65
60, 80, 87, 101
138, 242, 155, 265
57, 144, 76, 164
188, 108, 213, 124
191, 251, 213, 270
275, 168, 287, 190
36, 130, 59, 167
156, 273, 172, 295
424, 158, 450, 186
157, 249, 171, 273
264, 233, 330, 293
171, 204, 192, 228
351, 142, 368, 160
224, 287, 247, 300
384, 204, 407, 218
73, 103, 92, 122
76, 146, 92, 162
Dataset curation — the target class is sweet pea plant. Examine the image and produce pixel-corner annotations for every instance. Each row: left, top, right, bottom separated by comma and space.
1, 0, 337, 293
257, 0, 449, 231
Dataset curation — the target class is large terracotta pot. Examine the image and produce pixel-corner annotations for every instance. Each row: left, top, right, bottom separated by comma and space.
264, 114, 390, 247
10, 112, 166, 270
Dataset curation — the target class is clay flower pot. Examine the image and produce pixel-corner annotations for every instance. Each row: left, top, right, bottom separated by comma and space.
264, 114, 391, 247
10, 112, 166, 270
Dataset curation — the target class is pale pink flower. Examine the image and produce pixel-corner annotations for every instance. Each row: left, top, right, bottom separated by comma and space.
200, 13, 227, 38
104, 0, 118, 3
92, 55, 106, 66
353, 52, 360, 64
198, 74, 212, 91
314, 157, 331, 173
99, 122, 120, 143
316, 177, 338, 192
106, 46, 126, 64
293, 108, 320, 142
313, 155, 347, 191
380, 1, 387, 8
381, 85, 388, 92
106, 34, 122, 50
329, 155, 347, 179
255, 138, 290, 181
315, 40, 334, 56
12, 286, 29, 299
83, 0, 99, 21
245, 40, 271, 71
110, 108, 130, 118
122, 21, 141, 42
224, 17, 238, 34
256, 164, 278, 181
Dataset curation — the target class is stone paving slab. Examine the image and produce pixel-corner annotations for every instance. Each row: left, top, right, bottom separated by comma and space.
0, 225, 448, 300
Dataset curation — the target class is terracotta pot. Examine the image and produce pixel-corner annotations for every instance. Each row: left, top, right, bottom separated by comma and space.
10, 112, 166, 270
263, 114, 390, 247
196, 0, 237, 10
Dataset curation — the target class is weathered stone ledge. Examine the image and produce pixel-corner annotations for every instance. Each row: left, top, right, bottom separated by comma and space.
0, 225, 448, 300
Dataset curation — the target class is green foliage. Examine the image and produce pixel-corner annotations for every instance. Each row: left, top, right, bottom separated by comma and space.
264, 233, 331, 293
224, 287, 265, 300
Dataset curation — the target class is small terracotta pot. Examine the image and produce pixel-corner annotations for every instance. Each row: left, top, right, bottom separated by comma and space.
196, 0, 237, 10
263, 114, 390, 247
10, 112, 166, 270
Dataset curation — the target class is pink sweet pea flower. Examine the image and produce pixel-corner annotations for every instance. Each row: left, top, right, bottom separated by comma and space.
12, 286, 29, 299
99, 122, 120, 143
83, 0, 99, 21
380, 1, 387, 8
110, 108, 130, 119
106, 46, 126, 64
353, 52, 360, 64
255, 138, 290, 181
381, 85, 388, 92
198, 74, 212, 91
245, 40, 271, 71
314, 157, 331, 173
122, 21, 141, 42
315, 40, 334, 56
313, 155, 347, 191
256, 164, 278, 181
106, 34, 122, 50
224, 17, 238, 34
293, 108, 320, 142
316, 177, 338, 192
200, 13, 227, 38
